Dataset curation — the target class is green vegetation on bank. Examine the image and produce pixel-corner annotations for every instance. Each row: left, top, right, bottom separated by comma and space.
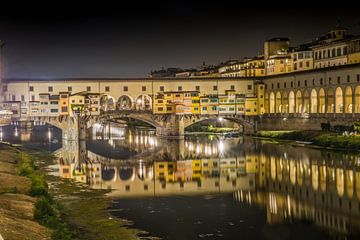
16, 147, 141, 240
48, 177, 141, 240
186, 123, 238, 133
253, 130, 360, 150
16, 150, 76, 240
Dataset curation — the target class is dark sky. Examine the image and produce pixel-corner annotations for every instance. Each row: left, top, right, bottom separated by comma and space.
1, 2, 360, 78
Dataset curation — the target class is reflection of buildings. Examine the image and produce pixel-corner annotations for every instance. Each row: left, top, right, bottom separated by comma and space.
55, 128, 360, 238
234, 153, 360, 238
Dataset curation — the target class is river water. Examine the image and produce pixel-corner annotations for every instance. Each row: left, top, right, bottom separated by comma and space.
1, 123, 360, 239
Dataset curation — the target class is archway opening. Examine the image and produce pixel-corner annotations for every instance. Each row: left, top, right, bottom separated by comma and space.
335, 87, 344, 113
288, 91, 295, 113
327, 88, 334, 113
136, 95, 152, 111
282, 91, 288, 113
102, 166, 116, 181
117, 95, 133, 110
319, 88, 325, 113
275, 92, 282, 113
355, 86, 360, 113
303, 90, 310, 113
310, 89, 318, 113
345, 86, 353, 113
295, 90, 302, 113
269, 92, 275, 113
100, 95, 116, 112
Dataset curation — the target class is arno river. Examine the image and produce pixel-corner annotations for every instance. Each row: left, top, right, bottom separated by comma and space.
1, 123, 360, 239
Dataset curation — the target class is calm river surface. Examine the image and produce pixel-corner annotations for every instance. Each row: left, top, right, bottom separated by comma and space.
1, 123, 360, 239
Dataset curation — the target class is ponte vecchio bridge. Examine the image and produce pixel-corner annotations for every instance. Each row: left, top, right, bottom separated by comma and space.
1, 63, 360, 140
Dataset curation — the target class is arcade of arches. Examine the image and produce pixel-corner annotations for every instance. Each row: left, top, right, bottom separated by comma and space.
266, 85, 360, 114
100, 94, 153, 111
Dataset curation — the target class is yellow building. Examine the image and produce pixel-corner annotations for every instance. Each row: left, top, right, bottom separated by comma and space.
191, 160, 202, 180
266, 55, 292, 75
218, 94, 236, 115
59, 92, 70, 115
235, 94, 245, 115
243, 56, 265, 77
200, 95, 218, 115
154, 161, 175, 182
191, 92, 200, 114
69, 94, 85, 114
244, 96, 258, 116
256, 83, 265, 114
154, 93, 166, 114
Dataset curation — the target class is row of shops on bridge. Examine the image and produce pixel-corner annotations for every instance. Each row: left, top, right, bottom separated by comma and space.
0, 91, 101, 119
0, 84, 266, 119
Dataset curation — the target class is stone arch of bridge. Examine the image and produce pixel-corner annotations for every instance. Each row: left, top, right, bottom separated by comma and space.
91, 113, 163, 130
183, 116, 256, 134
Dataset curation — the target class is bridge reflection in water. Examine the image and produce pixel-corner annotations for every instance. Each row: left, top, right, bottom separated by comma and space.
53, 125, 360, 238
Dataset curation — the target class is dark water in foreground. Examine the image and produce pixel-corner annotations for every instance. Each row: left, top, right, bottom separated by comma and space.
2, 123, 360, 239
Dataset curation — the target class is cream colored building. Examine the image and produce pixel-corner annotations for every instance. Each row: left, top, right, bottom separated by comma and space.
266, 54, 292, 75
312, 41, 348, 69
290, 47, 313, 72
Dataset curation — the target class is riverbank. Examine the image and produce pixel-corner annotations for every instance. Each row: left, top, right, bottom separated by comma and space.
0, 143, 142, 240
253, 130, 360, 151
0, 143, 51, 240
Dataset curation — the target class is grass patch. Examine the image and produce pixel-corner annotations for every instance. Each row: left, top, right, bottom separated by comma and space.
254, 130, 360, 150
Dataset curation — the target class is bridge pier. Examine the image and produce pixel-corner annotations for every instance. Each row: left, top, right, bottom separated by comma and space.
155, 115, 185, 139
61, 115, 87, 141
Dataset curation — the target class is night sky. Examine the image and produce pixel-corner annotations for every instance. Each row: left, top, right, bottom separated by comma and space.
1, 2, 360, 78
